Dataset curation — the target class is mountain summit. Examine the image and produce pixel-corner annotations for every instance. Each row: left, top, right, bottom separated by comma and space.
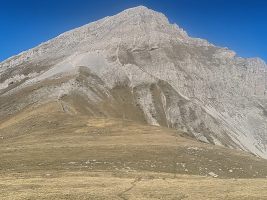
1, 6, 267, 158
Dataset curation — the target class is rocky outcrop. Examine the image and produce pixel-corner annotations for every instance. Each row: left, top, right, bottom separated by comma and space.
0, 6, 266, 158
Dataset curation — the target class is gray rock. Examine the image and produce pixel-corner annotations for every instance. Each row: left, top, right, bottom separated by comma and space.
0, 6, 267, 158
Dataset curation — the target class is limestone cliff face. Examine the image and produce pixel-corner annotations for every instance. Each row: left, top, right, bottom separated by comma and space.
1, 6, 267, 158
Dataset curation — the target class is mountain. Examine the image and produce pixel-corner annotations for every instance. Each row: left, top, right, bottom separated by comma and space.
1, 6, 267, 159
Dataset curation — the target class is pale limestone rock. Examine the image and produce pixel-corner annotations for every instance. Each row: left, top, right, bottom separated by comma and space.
0, 6, 267, 158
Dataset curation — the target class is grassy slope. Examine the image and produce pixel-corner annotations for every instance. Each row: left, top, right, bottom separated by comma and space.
1, 102, 267, 199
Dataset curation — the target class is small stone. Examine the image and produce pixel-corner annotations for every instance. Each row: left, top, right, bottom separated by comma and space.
208, 172, 218, 178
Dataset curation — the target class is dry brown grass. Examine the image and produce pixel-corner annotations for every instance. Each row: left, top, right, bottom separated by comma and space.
1, 102, 267, 199
1, 171, 267, 200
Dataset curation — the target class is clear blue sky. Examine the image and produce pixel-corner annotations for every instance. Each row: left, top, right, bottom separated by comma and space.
0, 0, 266, 62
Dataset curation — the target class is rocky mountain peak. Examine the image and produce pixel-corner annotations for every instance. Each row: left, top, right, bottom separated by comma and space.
0, 6, 212, 72
0, 6, 267, 159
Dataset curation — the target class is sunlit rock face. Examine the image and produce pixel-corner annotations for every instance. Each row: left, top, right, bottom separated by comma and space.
1, 6, 267, 158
